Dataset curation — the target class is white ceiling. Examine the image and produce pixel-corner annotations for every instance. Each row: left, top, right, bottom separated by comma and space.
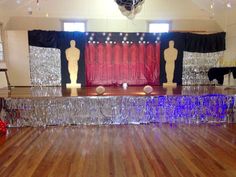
0, 0, 235, 20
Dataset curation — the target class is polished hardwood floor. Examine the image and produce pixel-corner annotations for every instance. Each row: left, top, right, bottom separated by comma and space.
0, 124, 236, 177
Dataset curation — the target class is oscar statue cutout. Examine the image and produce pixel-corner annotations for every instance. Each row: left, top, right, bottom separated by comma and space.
66, 40, 81, 89
163, 40, 178, 88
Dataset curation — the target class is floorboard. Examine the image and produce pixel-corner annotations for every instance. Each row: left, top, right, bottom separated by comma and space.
0, 124, 236, 177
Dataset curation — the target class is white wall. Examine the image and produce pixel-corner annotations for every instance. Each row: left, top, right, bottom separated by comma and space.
213, 7, 236, 63
4, 31, 31, 86
0, 72, 7, 88
0, 7, 9, 29
0, 22, 7, 88
215, 9, 236, 85
5, 16, 222, 32
212, 9, 236, 86
224, 10, 236, 62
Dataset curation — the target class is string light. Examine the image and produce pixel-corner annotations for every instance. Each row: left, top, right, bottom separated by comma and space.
16, 0, 43, 15
209, 0, 232, 18
210, 0, 232, 10
15, 0, 233, 17
210, 0, 215, 18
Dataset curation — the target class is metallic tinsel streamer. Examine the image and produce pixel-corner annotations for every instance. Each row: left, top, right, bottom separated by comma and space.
3, 95, 234, 127
29, 46, 61, 86
182, 51, 223, 85
30, 87, 62, 97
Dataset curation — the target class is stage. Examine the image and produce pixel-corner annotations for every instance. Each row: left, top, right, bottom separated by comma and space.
0, 86, 236, 127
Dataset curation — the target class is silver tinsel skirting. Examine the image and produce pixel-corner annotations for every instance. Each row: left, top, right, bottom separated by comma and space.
182, 52, 223, 85
29, 46, 61, 86
2, 94, 235, 127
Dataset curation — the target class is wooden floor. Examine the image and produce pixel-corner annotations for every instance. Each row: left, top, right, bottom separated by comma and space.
0, 124, 236, 177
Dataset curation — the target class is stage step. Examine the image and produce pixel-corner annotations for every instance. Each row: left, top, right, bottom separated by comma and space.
1, 94, 235, 127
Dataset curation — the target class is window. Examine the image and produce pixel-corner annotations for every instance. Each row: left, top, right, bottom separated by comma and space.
63, 22, 86, 32
149, 22, 170, 33
0, 24, 3, 61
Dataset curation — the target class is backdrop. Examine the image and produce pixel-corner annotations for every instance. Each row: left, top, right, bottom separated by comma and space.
28, 31, 226, 86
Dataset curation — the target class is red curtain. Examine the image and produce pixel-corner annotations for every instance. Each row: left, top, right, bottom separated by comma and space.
85, 42, 160, 86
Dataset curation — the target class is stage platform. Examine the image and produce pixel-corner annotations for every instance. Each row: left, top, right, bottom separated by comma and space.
0, 86, 235, 127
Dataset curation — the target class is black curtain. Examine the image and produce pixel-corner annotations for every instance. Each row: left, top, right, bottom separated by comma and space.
28, 30, 58, 48
28, 30, 86, 86
160, 32, 185, 85
185, 32, 226, 53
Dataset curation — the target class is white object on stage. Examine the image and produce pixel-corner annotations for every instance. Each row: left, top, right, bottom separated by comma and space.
96, 86, 106, 95
122, 83, 128, 90
143, 85, 153, 94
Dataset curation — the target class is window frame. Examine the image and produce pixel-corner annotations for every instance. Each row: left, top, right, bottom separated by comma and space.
148, 21, 172, 33
61, 20, 87, 32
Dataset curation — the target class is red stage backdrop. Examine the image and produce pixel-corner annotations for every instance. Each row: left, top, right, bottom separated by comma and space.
85, 32, 161, 86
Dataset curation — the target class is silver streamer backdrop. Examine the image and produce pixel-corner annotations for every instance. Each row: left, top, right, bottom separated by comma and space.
182, 51, 223, 85
29, 46, 61, 86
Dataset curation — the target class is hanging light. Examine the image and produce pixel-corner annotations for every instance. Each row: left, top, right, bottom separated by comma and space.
27, 7, 32, 15
226, 0, 232, 8
209, 0, 232, 18
210, 0, 233, 9
210, 0, 215, 9
16, 0, 42, 15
